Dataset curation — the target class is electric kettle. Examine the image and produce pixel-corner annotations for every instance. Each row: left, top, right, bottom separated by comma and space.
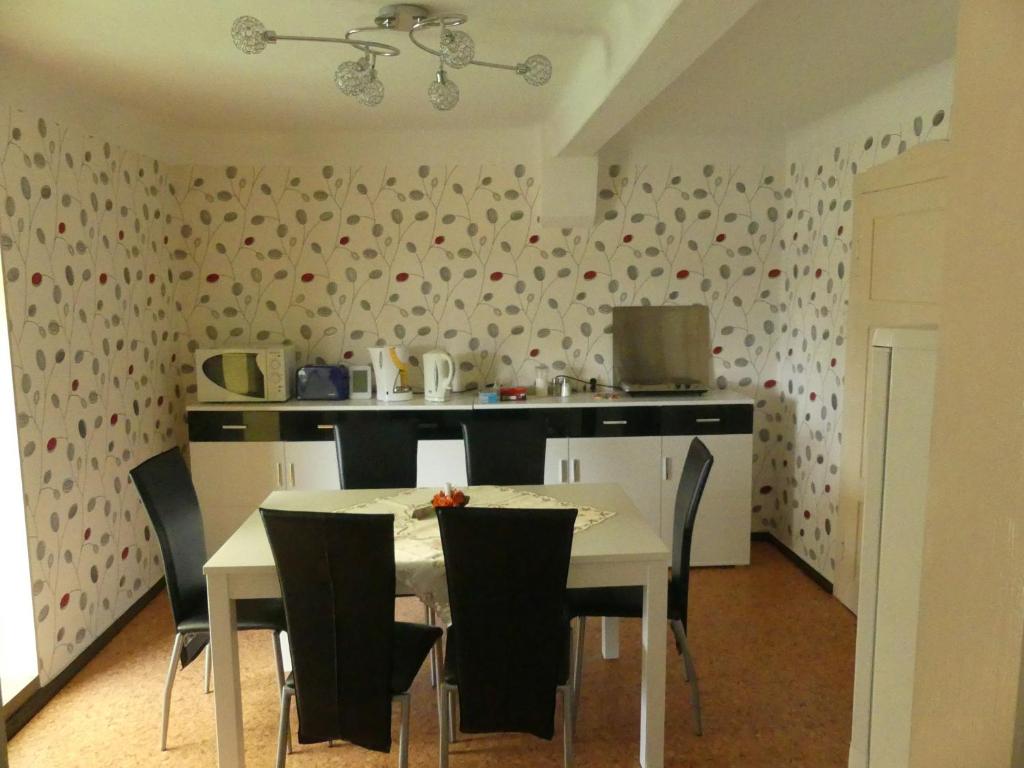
368, 345, 413, 402
423, 350, 455, 402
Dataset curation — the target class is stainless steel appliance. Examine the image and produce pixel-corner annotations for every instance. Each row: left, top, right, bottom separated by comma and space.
195, 345, 297, 402
612, 306, 711, 395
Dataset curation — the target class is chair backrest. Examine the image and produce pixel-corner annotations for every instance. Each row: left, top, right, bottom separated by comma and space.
129, 448, 207, 629
437, 506, 577, 740
461, 415, 547, 485
261, 509, 396, 752
334, 415, 418, 489
669, 438, 714, 629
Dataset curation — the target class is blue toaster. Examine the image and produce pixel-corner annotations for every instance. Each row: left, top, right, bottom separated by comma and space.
295, 365, 349, 400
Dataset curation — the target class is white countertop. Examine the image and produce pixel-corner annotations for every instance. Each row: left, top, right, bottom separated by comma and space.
186, 388, 753, 412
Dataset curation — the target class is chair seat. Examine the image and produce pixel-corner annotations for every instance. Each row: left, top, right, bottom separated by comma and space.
392, 621, 443, 693
566, 585, 682, 622
283, 621, 441, 696
442, 624, 572, 686
177, 598, 286, 633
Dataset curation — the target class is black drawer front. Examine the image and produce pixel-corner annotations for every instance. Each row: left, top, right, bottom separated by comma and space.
280, 410, 469, 441
469, 407, 575, 439
660, 404, 753, 435
576, 407, 660, 437
188, 411, 282, 442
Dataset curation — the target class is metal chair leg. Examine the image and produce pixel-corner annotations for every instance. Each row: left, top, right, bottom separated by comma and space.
275, 686, 293, 768
271, 631, 292, 753
396, 693, 411, 768
426, 602, 440, 689
272, 631, 286, 690
572, 616, 586, 727
160, 633, 185, 751
559, 684, 574, 768
203, 643, 212, 694
447, 686, 457, 743
671, 620, 703, 736
438, 683, 450, 768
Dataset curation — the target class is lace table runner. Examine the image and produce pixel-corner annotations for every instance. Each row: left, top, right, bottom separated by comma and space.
336, 486, 616, 618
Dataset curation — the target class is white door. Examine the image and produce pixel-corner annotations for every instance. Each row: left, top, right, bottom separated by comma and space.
836, 141, 948, 610
283, 442, 341, 490
569, 436, 662, 535
190, 441, 284, 554
543, 438, 570, 484
661, 435, 752, 566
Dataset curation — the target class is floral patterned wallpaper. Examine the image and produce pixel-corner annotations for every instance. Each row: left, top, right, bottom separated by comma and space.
0, 94, 952, 683
163, 161, 790, 501
766, 108, 951, 575
0, 108, 181, 682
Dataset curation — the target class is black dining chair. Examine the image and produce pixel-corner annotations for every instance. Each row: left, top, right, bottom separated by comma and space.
129, 447, 287, 751
333, 417, 442, 686
436, 506, 578, 768
333, 416, 418, 490
566, 437, 713, 735
261, 509, 442, 768
460, 415, 547, 485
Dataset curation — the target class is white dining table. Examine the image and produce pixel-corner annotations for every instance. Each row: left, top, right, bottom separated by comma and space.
204, 483, 670, 768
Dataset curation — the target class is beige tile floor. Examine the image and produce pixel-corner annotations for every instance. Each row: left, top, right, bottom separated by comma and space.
8, 543, 855, 767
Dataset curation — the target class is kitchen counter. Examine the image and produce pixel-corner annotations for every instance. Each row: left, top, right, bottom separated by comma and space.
186, 387, 754, 568
185, 388, 753, 412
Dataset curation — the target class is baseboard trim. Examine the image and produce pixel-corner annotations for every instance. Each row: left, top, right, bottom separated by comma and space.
0, 678, 39, 721
4, 578, 165, 740
751, 532, 834, 594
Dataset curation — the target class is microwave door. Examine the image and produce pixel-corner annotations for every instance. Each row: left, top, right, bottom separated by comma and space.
202, 353, 265, 398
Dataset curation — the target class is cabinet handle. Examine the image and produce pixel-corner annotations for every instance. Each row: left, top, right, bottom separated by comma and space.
663, 457, 671, 481
696, 418, 721, 424
276, 463, 283, 488
602, 419, 628, 425
559, 459, 568, 484
316, 424, 334, 430
572, 459, 581, 483
221, 424, 247, 431
289, 463, 296, 487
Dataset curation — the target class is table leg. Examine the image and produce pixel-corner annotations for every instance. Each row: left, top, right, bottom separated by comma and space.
639, 563, 667, 768
208, 572, 245, 768
601, 617, 620, 659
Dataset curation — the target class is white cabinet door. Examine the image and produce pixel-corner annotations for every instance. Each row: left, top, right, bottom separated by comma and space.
417, 440, 468, 488
543, 438, 570, 484
190, 441, 285, 554
661, 434, 752, 566
569, 437, 662, 535
283, 442, 341, 491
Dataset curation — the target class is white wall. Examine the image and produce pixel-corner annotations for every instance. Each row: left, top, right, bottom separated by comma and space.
0, 242, 38, 702
767, 60, 955, 578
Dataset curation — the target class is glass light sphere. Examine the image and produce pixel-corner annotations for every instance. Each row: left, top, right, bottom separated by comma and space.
428, 74, 460, 111
439, 29, 475, 69
520, 54, 552, 86
231, 16, 268, 55
335, 58, 371, 96
358, 74, 385, 107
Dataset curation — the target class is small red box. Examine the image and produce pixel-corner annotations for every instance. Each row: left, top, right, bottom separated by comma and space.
499, 386, 528, 401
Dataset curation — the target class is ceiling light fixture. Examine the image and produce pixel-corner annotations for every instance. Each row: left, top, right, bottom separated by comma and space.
230, 4, 552, 111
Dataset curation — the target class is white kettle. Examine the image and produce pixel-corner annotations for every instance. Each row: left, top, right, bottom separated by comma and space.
423, 350, 455, 402
368, 345, 413, 402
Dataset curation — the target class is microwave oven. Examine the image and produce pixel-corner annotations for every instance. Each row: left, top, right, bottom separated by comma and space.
195, 345, 297, 402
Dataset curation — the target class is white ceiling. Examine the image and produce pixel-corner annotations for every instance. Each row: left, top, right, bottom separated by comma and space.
0, 0, 614, 132
0, 0, 960, 161
614, 0, 959, 144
